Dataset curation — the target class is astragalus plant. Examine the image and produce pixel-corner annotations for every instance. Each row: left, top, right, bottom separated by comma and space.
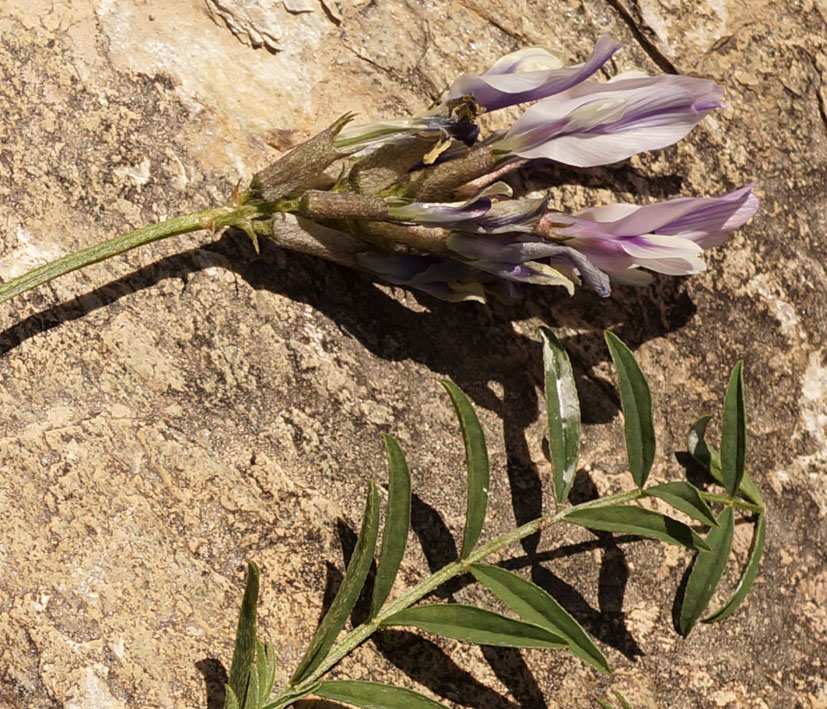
0, 37, 757, 308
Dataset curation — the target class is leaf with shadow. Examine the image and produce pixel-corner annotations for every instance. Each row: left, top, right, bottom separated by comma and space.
528, 553, 643, 660
370, 629, 519, 709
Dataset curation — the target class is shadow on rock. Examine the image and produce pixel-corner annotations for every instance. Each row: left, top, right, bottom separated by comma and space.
195, 657, 228, 709
1, 215, 696, 705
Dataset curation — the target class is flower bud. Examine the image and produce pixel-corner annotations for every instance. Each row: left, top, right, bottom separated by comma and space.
397, 146, 498, 201
298, 190, 388, 221
249, 113, 355, 203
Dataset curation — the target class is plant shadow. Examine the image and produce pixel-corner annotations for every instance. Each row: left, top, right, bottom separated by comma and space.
1, 165, 698, 706
195, 658, 228, 709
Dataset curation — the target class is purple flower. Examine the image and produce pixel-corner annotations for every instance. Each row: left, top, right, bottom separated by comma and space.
538, 184, 759, 281
386, 186, 546, 233
356, 252, 518, 303
447, 233, 611, 296
387, 195, 494, 228
333, 115, 478, 149
493, 74, 723, 167
440, 36, 620, 112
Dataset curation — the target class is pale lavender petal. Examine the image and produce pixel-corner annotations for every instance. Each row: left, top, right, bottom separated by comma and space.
654, 185, 759, 245
639, 256, 707, 275
497, 75, 723, 167
573, 184, 759, 245
482, 47, 566, 75
447, 234, 611, 296
573, 203, 640, 222
388, 196, 492, 226
445, 36, 620, 111
620, 234, 703, 260
542, 184, 757, 280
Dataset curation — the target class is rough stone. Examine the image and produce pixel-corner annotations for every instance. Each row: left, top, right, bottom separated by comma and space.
1, 0, 826, 707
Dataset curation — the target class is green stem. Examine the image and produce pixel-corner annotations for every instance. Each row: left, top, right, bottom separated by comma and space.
274, 488, 644, 704
0, 204, 260, 306
699, 492, 763, 514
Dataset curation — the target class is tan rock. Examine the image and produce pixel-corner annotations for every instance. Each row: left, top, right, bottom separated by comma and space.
1, 0, 825, 706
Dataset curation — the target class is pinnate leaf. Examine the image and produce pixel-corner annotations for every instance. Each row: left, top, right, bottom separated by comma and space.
441, 380, 490, 558
381, 604, 567, 648
604, 331, 655, 488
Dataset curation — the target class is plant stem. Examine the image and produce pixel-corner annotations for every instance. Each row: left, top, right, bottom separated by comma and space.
276, 488, 643, 704
0, 204, 260, 306
699, 492, 763, 514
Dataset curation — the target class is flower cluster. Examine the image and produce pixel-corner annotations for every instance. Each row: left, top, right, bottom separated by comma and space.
246, 37, 758, 302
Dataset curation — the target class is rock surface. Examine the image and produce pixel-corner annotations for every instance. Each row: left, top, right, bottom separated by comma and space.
1, 0, 826, 707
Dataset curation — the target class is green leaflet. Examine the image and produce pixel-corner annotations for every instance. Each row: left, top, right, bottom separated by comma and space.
227, 561, 260, 707
246, 640, 277, 708
470, 563, 608, 673
224, 686, 241, 709
540, 327, 581, 504
594, 690, 632, 709
381, 604, 567, 648
687, 416, 763, 507
314, 680, 449, 708
679, 506, 735, 635
371, 434, 412, 617
441, 380, 490, 558
644, 481, 718, 527
604, 331, 655, 489
291, 484, 380, 683
720, 362, 747, 497
704, 513, 766, 623
564, 505, 711, 551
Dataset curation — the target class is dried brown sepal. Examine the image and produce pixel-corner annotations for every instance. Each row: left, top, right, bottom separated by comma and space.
348, 139, 437, 195
357, 221, 450, 254
299, 190, 389, 221
396, 146, 498, 201
266, 213, 364, 268
249, 113, 355, 203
